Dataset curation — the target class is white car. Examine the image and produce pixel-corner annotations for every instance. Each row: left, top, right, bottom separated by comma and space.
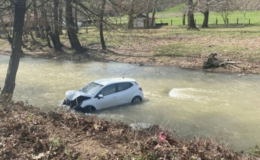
63, 78, 144, 113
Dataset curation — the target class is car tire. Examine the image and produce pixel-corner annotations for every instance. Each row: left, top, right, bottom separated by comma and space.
131, 96, 142, 104
73, 105, 82, 111
83, 106, 96, 113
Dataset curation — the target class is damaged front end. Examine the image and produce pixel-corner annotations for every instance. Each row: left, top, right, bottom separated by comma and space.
63, 92, 90, 111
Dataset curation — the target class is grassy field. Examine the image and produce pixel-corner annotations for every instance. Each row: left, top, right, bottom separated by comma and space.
73, 24, 260, 62
78, 4, 260, 63
156, 11, 260, 26
112, 4, 260, 26
155, 4, 260, 26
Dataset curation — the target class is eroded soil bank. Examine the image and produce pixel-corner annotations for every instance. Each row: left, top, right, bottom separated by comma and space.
2, 47, 259, 75
0, 101, 258, 159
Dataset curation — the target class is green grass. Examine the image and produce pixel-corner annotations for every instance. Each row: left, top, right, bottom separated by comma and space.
155, 4, 260, 26
153, 42, 252, 59
109, 4, 260, 27
162, 3, 186, 14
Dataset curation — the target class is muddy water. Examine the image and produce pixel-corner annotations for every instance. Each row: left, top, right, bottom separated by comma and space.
0, 55, 260, 150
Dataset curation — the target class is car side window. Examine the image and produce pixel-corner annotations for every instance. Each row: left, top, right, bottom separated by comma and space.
100, 84, 116, 96
118, 82, 133, 92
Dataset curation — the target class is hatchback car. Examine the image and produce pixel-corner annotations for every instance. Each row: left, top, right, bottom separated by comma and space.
63, 78, 143, 113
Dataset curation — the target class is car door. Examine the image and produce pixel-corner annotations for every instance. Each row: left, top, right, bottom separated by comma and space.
116, 82, 134, 105
96, 84, 117, 109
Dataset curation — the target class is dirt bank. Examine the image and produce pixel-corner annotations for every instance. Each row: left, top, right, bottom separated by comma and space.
0, 101, 258, 159
2, 46, 259, 75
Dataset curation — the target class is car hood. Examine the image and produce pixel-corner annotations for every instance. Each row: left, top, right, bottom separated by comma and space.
65, 90, 91, 101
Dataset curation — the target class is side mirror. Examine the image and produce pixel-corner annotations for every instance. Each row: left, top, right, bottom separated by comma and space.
98, 94, 104, 99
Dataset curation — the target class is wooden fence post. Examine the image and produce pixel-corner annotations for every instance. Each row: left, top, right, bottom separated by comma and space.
216, 18, 218, 25
237, 18, 238, 24
249, 19, 251, 25
227, 18, 229, 24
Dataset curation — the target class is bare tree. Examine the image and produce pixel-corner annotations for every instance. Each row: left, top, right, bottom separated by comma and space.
197, 0, 226, 28
32, 0, 41, 37
40, 0, 53, 48
100, 0, 106, 50
232, 0, 260, 25
151, 0, 158, 28
66, 0, 83, 53
1, 0, 27, 98
58, 0, 63, 35
187, 0, 198, 30
213, 0, 234, 24
53, 0, 62, 50
127, 0, 135, 29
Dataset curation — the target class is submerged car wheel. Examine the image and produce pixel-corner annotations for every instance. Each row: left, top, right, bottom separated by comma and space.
83, 106, 96, 113
131, 96, 142, 104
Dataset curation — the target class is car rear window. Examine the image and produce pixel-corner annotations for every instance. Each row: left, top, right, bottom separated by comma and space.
118, 82, 133, 92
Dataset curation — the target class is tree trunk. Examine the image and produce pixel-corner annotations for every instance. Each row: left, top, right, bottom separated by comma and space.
1, 0, 26, 97
29, 29, 35, 42
151, 0, 158, 28
187, 0, 198, 30
74, 3, 79, 33
151, 7, 156, 28
182, 13, 186, 25
39, 25, 46, 39
100, 0, 106, 50
41, 3, 52, 48
187, 12, 196, 29
53, 0, 62, 51
145, 6, 149, 28
128, 1, 134, 29
66, 0, 83, 53
38, 0, 46, 39
202, 53, 223, 69
58, 0, 63, 35
201, 10, 209, 28
33, 0, 41, 38
45, 29, 52, 48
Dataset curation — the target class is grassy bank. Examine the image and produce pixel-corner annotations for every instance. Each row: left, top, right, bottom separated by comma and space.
79, 25, 260, 62
1, 101, 259, 159
1, 24, 260, 74
0, 4, 260, 74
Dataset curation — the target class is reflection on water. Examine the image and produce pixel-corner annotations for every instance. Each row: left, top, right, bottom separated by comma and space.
1, 55, 260, 150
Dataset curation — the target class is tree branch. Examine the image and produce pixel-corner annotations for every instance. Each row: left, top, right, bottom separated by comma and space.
25, 2, 32, 11
0, 4, 13, 10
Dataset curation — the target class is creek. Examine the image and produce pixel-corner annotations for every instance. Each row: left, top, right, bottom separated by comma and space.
0, 55, 260, 151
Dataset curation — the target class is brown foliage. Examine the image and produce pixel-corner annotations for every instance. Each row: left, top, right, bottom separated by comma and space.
0, 101, 258, 159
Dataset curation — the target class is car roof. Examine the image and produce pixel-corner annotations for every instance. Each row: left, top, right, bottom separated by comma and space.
94, 78, 136, 86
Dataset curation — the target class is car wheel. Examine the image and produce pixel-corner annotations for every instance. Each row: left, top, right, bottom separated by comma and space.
73, 105, 82, 111
83, 106, 96, 113
131, 96, 142, 104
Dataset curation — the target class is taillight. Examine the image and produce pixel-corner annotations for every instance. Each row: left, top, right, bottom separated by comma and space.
139, 87, 142, 91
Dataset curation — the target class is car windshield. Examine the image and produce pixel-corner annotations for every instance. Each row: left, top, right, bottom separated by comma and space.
79, 82, 103, 95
